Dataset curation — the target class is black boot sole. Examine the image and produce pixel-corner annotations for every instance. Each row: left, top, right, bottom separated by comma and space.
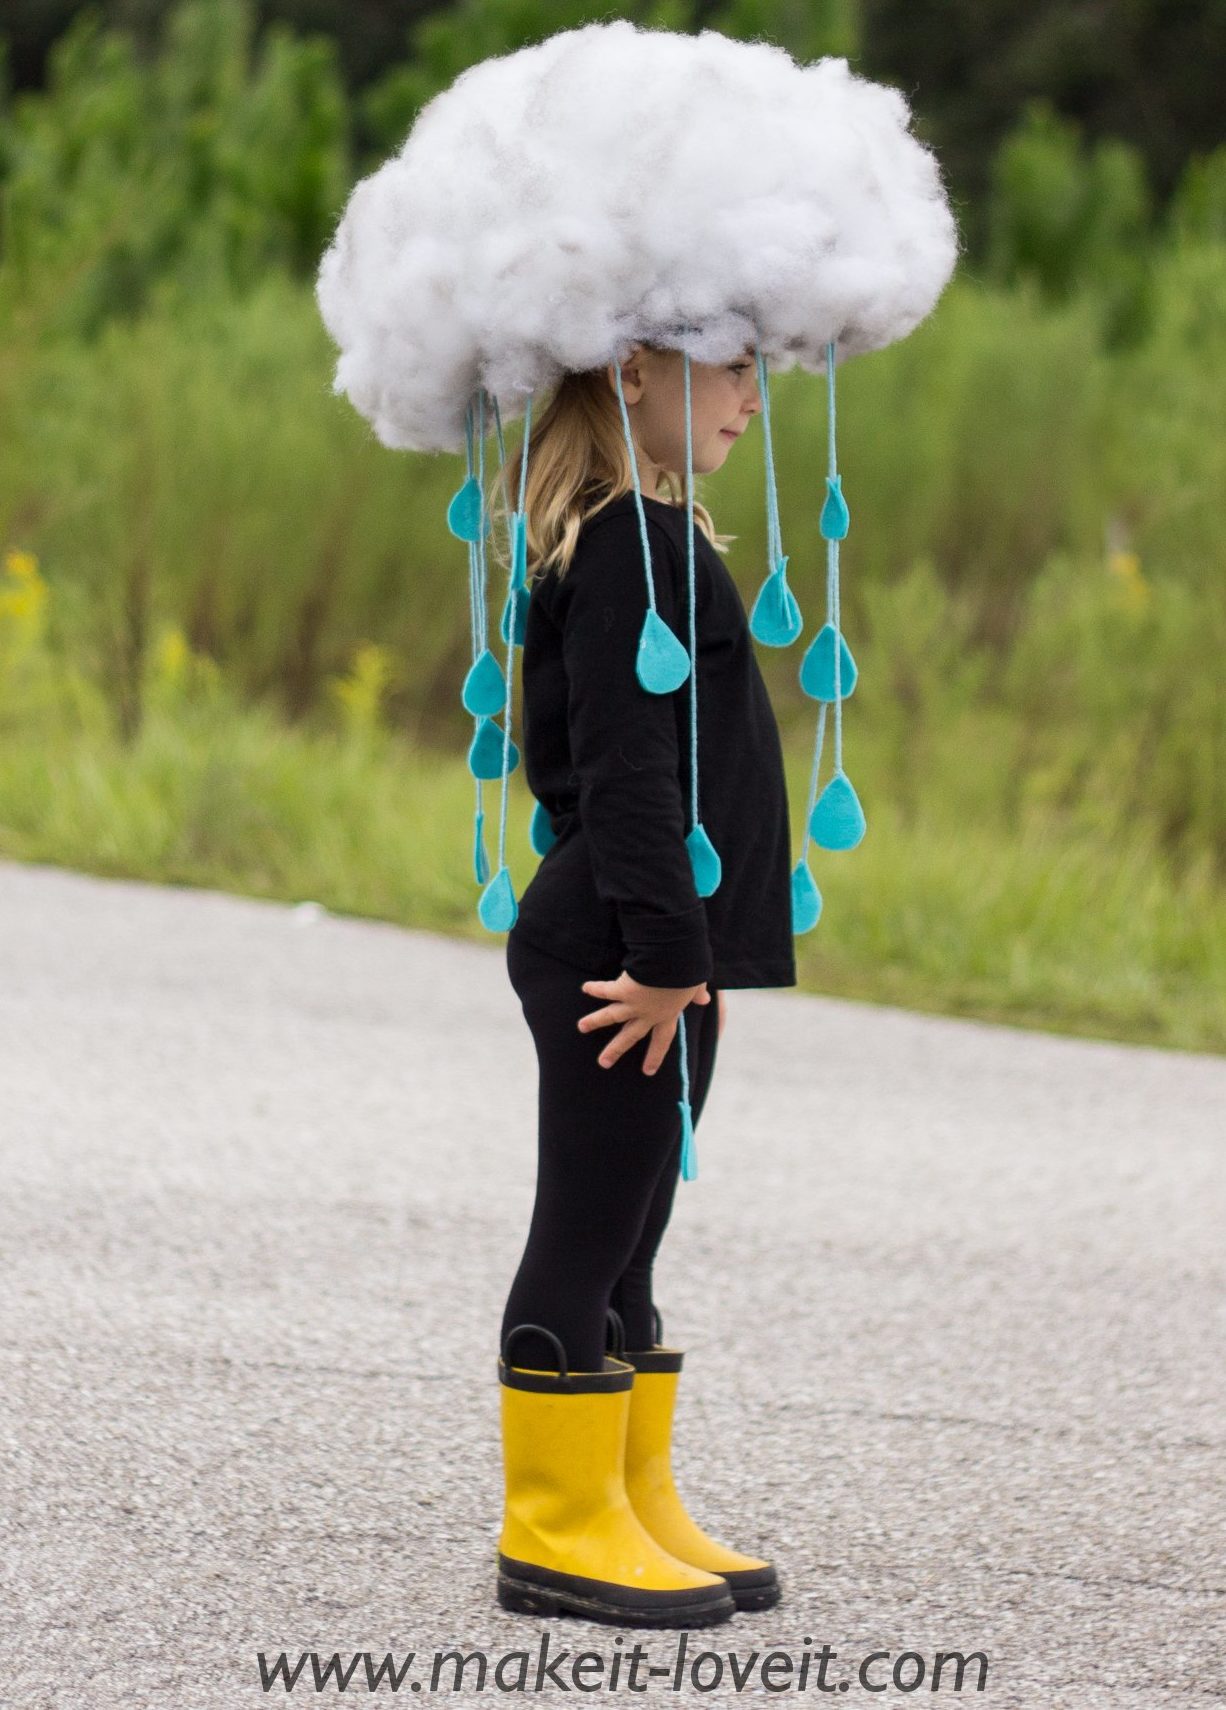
720, 1563, 782, 1611
497, 1553, 735, 1628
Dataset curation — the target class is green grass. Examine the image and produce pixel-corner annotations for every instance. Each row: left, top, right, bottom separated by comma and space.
1, 666, 1220, 1055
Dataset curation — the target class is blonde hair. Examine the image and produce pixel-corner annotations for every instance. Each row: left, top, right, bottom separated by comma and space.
487, 363, 733, 585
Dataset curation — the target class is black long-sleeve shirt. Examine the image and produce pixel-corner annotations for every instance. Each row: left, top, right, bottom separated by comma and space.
509, 491, 797, 990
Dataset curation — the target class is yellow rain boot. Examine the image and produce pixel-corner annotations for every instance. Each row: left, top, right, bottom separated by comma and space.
496, 1323, 736, 1628
610, 1308, 781, 1612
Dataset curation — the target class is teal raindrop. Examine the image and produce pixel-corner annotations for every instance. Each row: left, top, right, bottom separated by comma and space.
468, 715, 520, 780
509, 509, 528, 591
501, 586, 528, 646
636, 609, 691, 694
529, 798, 557, 856
478, 864, 518, 931
809, 771, 866, 850
461, 646, 506, 715
819, 474, 850, 540
686, 822, 722, 897
791, 858, 823, 933
446, 476, 488, 542
473, 807, 490, 884
799, 622, 858, 701
679, 1098, 698, 1180
749, 556, 803, 647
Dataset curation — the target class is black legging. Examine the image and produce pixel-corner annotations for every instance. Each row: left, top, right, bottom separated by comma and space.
500, 926, 721, 1373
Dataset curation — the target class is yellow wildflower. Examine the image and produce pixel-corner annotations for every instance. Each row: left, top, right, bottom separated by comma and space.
1106, 548, 1151, 614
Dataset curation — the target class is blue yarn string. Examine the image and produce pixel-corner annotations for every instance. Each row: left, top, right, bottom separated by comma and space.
612, 360, 659, 616
474, 388, 488, 653
492, 391, 507, 472
489, 389, 535, 875
802, 704, 828, 864
677, 1002, 692, 1177
464, 395, 479, 663
683, 353, 700, 838
679, 353, 697, 1169
799, 341, 843, 861
613, 349, 694, 1173
755, 345, 782, 568
517, 393, 534, 513
489, 391, 513, 875
758, 341, 814, 880
464, 394, 484, 826
827, 338, 844, 772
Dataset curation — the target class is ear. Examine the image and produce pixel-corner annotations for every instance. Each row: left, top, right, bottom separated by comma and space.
607, 347, 645, 404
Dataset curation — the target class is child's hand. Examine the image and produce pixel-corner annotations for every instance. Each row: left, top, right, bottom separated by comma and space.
578, 972, 711, 1075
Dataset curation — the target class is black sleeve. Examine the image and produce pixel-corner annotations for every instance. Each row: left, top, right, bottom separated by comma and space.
556, 509, 713, 988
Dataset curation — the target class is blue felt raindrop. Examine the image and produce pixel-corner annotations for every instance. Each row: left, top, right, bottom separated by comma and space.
468, 715, 519, 780
685, 822, 721, 897
461, 645, 506, 715
478, 864, 518, 931
749, 556, 804, 647
529, 797, 556, 855
799, 621, 858, 702
679, 1098, 697, 1181
791, 858, 823, 933
819, 474, 850, 540
500, 586, 528, 646
447, 475, 488, 542
473, 807, 491, 884
636, 608, 691, 694
809, 770, 866, 850
509, 509, 528, 591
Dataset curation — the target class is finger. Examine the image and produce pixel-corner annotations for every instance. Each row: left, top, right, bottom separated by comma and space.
642, 1017, 679, 1075
596, 1020, 650, 1069
577, 1003, 631, 1034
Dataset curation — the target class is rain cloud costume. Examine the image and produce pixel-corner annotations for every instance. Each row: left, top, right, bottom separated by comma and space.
316, 18, 957, 1629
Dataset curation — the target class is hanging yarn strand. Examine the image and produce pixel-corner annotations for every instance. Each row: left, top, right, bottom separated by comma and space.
685, 352, 697, 838
760, 348, 781, 567
472, 388, 523, 931
613, 360, 692, 695
678, 357, 709, 1181
491, 396, 516, 903
518, 397, 558, 862
454, 395, 492, 886
681, 354, 721, 901
749, 345, 803, 647
678, 1010, 698, 1181
799, 339, 866, 867
827, 341, 845, 773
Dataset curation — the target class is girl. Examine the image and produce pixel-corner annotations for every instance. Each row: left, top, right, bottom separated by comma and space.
494, 341, 796, 1629
313, 10, 955, 1641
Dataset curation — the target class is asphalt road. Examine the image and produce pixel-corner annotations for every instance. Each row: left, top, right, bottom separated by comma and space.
2, 858, 1223, 1707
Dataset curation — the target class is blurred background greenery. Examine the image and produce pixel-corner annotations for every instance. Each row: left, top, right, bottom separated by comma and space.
1, 0, 1223, 1049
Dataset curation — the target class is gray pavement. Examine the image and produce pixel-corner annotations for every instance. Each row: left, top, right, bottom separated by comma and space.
1, 856, 1223, 1707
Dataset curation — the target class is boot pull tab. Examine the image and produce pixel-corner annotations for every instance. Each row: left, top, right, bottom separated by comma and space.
502, 1322, 569, 1378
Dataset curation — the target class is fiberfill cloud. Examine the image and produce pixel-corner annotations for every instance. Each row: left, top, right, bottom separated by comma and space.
315, 19, 961, 453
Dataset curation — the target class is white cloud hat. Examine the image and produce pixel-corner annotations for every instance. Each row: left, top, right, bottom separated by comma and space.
316, 19, 959, 453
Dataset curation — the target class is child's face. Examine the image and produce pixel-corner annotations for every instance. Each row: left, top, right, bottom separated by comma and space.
607, 345, 762, 484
